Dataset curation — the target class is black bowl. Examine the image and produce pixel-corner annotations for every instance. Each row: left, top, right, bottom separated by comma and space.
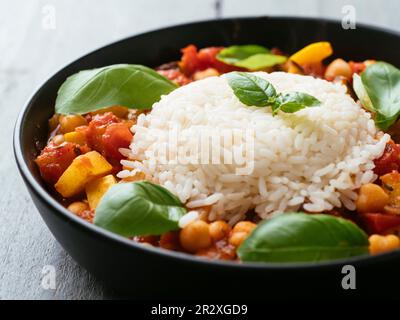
14, 17, 400, 298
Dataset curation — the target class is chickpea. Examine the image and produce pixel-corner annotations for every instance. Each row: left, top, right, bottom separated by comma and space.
356, 184, 389, 213
193, 68, 219, 81
209, 221, 231, 241
369, 234, 400, 255
179, 220, 212, 253
59, 115, 87, 134
228, 231, 248, 247
52, 134, 65, 145
67, 201, 89, 215
324, 58, 352, 80
232, 221, 257, 234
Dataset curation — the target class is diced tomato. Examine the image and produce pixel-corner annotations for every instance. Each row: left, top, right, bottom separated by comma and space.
179, 44, 200, 76
359, 213, 400, 234
197, 47, 237, 74
157, 69, 191, 86
374, 141, 400, 176
35, 142, 89, 184
102, 122, 133, 162
301, 62, 326, 78
159, 231, 181, 251
85, 112, 120, 153
179, 45, 238, 76
349, 61, 366, 75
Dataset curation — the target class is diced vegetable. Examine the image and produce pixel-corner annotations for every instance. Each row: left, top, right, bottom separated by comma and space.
64, 131, 86, 145
85, 174, 117, 210
374, 141, 400, 176
102, 122, 133, 161
59, 115, 87, 133
359, 213, 400, 234
355, 184, 389, 213
35, 142, 88, 184
179, 45, 237, 76
55, 151, 113, 197
85, 112, 120, 153
290, 42, 333, 66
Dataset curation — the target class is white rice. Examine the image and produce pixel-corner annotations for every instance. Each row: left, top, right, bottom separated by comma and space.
123, 72, 389, 223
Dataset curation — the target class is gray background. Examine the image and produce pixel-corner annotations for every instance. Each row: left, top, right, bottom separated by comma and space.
1, 0, 399, 300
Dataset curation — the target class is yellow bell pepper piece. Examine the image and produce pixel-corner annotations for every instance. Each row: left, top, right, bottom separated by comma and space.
55, 151, 113, 198
287, 61, 302, 74
85, 174, 117, 210
290, 42, 333, 66
64, 131, 86, 145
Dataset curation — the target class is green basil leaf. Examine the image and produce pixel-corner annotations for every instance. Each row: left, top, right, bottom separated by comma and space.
375, 112, 398, 131
234, 54, 287, 70
217, 45, 270, 65
361, 61, 400, 118
237, 213, 369, 263
224, 72, 277, 107
353, 73, 375, 113
276, 92, 321, 113
55, 64, 177, 114
94, 181, 186, 237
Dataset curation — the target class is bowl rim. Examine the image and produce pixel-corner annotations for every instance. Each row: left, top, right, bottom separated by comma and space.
13, 15, 400, 271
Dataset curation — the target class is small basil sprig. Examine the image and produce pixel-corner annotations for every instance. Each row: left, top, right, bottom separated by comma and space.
94, 181, 186, 237
217, 45, 287, 70
237, 213, 369, 263
353, 61, 400, 130
56, 64, 177, 114
225, 72, 320, 114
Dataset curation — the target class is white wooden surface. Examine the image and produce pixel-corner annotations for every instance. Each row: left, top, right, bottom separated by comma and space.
1, 0, 399, 300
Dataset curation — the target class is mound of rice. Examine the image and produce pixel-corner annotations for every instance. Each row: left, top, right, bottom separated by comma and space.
120, 72, 389, 224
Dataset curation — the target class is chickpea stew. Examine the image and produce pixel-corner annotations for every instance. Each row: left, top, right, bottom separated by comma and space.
35, 42, 400, 263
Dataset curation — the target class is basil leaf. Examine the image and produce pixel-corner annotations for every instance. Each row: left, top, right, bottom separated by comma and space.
234, 54, 287, 70
352, 73, 375, 113
224, 72, 277, 107
361, 62, 400, 118
237, 213, 369, 263
217, 45, 269, 65
94, 181, 186, 237
276, 92, 321, 113
375, 112, 398, 131
55, 64, 177, 114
